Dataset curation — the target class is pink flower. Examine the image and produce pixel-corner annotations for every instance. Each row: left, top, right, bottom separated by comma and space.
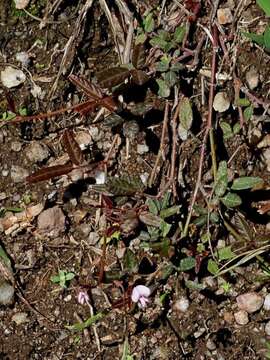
77, 290, 89, 305
131, 285, 151, 308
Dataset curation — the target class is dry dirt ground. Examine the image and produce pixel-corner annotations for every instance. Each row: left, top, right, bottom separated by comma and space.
0, 0, 270, 359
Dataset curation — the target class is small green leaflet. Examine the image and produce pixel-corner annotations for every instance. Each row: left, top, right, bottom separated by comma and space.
216, 246, 235, 261
156, 79, 170, 98
231, 176, 263, 190
220, 122, 233, 140
173, 26, 185, 44
214, 161, 228, 197
221, 192, 242, 208
207, 259, 219, 275
179, 256, 196, 271
66, 312, 104, 331
143, 12, 155, 33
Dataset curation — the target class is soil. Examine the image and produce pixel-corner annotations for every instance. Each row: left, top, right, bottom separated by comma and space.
0, 1, 270, 359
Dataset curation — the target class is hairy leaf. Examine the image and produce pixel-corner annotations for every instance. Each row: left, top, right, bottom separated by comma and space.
26, 163, 74, 183
179, 97, 193, 131
215, 161, 228, 197
132, 43, 146, 69
231, 176, 263, 190
68, 74, 103, 99
221, 192, 242, 208
96, 67, 130, 88
130, 69, 149, 86
106, 175, 145, 196
62, 129, 84, 166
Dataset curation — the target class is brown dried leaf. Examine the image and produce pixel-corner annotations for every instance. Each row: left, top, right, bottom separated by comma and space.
72, 100, 97, 116
26, 163, 74, 183
96, 67, 130, 89
132, 43, 146, 69
68, 74, 103, 100
130, 69, 149, 86
100, 96, 118, 112
62, 129, 84, 166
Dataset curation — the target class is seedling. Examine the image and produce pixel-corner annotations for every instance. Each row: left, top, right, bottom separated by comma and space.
51, 269, 75, 288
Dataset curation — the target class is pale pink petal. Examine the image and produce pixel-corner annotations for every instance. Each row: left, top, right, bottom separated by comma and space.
131, 287, 140, 302
136, 285, 151, 297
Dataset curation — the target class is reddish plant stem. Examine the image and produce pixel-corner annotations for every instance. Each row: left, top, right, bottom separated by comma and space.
183, 25, 218, 237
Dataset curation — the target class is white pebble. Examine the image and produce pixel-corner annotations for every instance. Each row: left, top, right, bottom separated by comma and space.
236, 292, 263, 313
16, 52, 30, 67
173, 297, 190, 313
234, 310, 249, 325
1, 66, 26, 88
264, 294, 270, 311
14, 0, 30, 9
137, 144, 149, 154
12, 312, 29, 325
246, 68, 259, 90
213, 92, 230, 113
265, 321, 270, 336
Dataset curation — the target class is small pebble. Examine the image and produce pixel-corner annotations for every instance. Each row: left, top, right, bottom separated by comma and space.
213, 92, 230, 113
16, 52, 31, 67
236, 292, 263, 313
1, 66, 26, 88
12, 312, 29, 325
264, 294, 270, 311
37, 206, 65, 237
11, 141, 22, 152
137, 144, 149, 154
173, 297, 190, 313
10, 165, 29, 183
25, 141, 50, 163
0, 281, 15, 305
2, 170, 9, 177
265, 321, 270, 336
206, 338, 216, 351
246, 68, 259, 90
64, 294, 72, 302
217, 8, 233, 25
14, 0, 30, 9
234, 310, 249, 325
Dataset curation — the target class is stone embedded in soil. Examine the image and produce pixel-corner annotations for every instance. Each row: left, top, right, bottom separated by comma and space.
0, 281, 15, 305
213, 92, 230, 113
245, 68, 259, 90
37, 206, 65, 237
236, 292, 264, 313
265, 321, 270, 336
234, 310, 249, 325
11, 141, 22, 152
12, 312, 29, 325
14, 0, 30, 9
25, 141, 50, 163
137, 144, 149, 154
262, 148, 270, 172
173, 297, 190, 313
16, 52, 31, 67
263, 294, 270, 311
10, 165, 29, 183
206, 338, 216, 351
0, 66, 26, 88
217, 8, 233, 25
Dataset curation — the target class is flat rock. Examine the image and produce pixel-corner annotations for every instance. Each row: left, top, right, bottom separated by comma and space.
12, 312, 29, 325
236, 292, 263, 313
246, 68, 259, 90
37, 206, 65, 237
1, 66, 26, 88
217, 8, 233, 25
25, 141, 50, 163
234, 310, 249, 325
213, 92, 230, 113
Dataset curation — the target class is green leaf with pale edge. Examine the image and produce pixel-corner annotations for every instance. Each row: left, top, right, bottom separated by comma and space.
221, 192, 242, 208
207, 259, 219, 275
243, 31, 265, 46
244, 105, 254, 121
216, 246, 235, 261
179, 97, 193, 131
257, 0, 270, 16
179, 257, 196, 271
173, 26, 185, 43
231, 176, 263, 190
143, 13, 154, 33
220, 122, 233, 139
215, 161, 228, 197
156, 79, 170, 98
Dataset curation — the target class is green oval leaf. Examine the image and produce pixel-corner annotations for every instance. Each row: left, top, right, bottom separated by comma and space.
215, 161, 228, 197
231, 176, 263, 190
221, 192, 242, 208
